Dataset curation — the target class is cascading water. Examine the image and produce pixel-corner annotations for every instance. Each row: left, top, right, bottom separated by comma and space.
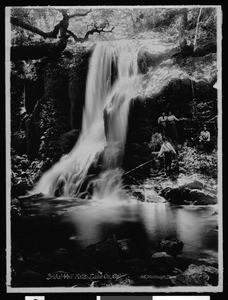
32, 41, 140, 198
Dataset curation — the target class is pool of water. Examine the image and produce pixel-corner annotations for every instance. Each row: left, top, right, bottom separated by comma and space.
19, 195, 218, 265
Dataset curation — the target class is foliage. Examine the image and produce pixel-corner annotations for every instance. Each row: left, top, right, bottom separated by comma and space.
11, 154, 43, 196
178, 146, 217, 178
9, 6, 219, 196
38, 97, 68, 162
11, 8, 62, 46
10, 6, 217, 53
133, 8, 181, 32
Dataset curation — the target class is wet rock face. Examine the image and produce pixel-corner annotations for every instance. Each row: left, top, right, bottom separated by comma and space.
21, 47, 91, 160
137, 45, 179, 74
124, 72, 217, 174
60, 129, 80, 153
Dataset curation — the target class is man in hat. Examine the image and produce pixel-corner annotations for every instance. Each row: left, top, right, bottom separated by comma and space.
156, 137, 177, 174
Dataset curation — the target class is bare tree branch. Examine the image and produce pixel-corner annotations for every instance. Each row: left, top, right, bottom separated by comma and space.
66, 29, 78, 41
11, 16, 61, 39
67, 23, 114, 43
10, 9, 113, 60
84, 24, 115, 39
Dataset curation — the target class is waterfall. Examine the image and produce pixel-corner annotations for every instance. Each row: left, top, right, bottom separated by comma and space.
32, 41, 140, 198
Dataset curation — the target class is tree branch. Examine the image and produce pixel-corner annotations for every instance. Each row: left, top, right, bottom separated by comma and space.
11, 8, 93, 42
11, 16, 61, 39
84, 24, 115, 39
67, 23, 114, 43
66, 29, 79, 41
10, 9, 113, 60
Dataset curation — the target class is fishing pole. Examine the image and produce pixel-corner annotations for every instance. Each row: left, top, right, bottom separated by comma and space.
123, 157, 157, 177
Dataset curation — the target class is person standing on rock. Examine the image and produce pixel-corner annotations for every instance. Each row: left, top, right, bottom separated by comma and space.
157, 137, 176, 174
199, 124, 211, 152
157, 112, 167, 136
166, 111, 179, 141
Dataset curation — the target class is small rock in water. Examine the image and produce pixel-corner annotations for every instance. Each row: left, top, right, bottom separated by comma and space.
152, 252, 172, 258
117, 239, 139, 258
157, 239, 184, 256
117, 239, 131, 252
132, 191, 145, 201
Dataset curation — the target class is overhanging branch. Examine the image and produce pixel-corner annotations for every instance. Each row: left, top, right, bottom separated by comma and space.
10, 9, 114, 60
11, 16, 61, 39
67, 23, 115, 43
11, 9, 92, 40
84, 24, 115, 39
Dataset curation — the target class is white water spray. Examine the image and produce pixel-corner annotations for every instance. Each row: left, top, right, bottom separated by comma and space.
32, 41, 140, 198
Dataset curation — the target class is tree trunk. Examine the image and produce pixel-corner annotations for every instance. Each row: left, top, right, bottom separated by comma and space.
193, 7, 203, 50
179, 8, 188, 50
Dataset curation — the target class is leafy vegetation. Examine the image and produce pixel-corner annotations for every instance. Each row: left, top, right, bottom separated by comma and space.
178, 146, 217, 178
10, 6, 217, 57
9, 6, 219, 196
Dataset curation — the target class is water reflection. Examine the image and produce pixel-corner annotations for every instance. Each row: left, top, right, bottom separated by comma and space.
66, 199, 218, 262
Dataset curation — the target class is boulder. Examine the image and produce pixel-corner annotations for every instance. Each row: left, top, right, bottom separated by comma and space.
152, 252, 172, 258
145, 190, 166, 203
156, 239, 184, 256
189, 189, 217, 205
160, 186, 217, 205
170, 264, 218, 286
181, 180, 204, 190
